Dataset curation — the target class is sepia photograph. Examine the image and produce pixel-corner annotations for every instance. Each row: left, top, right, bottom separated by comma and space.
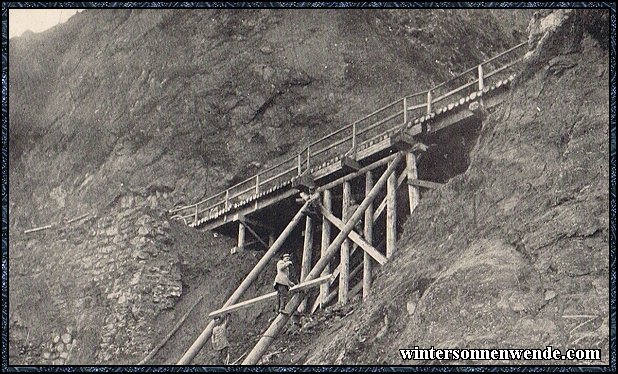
3, 3, 614, 369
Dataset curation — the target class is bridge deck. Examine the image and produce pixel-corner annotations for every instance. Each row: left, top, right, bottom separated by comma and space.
170, 42, 526, 232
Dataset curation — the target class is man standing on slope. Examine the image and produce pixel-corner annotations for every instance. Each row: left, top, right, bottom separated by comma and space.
273, 253, 295, 314
211, 314, 230, 365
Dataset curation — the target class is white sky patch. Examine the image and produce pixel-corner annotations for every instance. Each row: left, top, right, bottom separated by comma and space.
9, 9, 82, 39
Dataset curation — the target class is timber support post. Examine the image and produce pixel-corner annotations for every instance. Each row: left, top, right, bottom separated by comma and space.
386, 160, 397, 258
299, 215, 314, 313
319, 189, 332, 309
363, 170, 374, 300
406, 152, 420, 214
233, 221, 246, 254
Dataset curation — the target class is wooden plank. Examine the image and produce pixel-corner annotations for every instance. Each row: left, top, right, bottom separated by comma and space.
407, 179, 444, 190
406, 153, 420, 214
319, 206, 388, 266
339, 181, 351, 305
209, 274, 333, 318
363, 170, 374, 300
319, 189, 332, 310
386, 160, 397, 259
298, 216, 314, 313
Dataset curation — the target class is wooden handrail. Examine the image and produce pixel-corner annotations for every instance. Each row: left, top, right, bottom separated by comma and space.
432, 78, 479, 104
259, 166, 297, 187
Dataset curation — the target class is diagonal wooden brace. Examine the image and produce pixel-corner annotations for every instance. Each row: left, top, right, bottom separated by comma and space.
317, 203, 387, 266
239, 219, 269, 249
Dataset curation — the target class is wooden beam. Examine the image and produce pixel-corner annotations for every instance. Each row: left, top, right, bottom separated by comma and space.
373, 170, 407, 222
363, 170, 374, 301
319, 190, 332, 310
23, 224, 54, 234
328, 245, 360, 286
406, 153, 420, 214
208, 274, 333, 318
350, 280, 363, 301
341, 156, 361, 172
339, 181, 352, 305
350, 261, 363, 281
292, 174, 316, 193
390, 131, 416, 151
312, 242, 362, 315
407, 179, 444, 190
316, 153, 398, 193
298, 216, 314, 313
316, 262, 362, 312
318, 205, 388, 266
386, 160, 397, 258
268, 233, 275, 247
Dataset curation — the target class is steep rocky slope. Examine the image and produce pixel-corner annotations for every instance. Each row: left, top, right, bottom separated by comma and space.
264, 9, 610, 365
8, 8, 565, 366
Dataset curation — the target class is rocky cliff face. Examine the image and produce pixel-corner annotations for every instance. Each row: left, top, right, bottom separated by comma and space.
9, 9, 551, 365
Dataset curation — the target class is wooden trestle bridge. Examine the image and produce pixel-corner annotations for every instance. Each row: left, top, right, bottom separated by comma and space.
168, 42, 527, 365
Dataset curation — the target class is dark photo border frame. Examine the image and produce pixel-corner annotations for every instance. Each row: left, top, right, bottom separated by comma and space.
1, 2, 615, 372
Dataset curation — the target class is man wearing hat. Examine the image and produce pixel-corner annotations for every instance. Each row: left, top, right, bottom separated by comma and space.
273, 253, 295, 314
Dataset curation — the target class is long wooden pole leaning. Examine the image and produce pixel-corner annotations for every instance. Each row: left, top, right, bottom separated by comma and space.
177, 198, 312, 365
298, 215, 314, 313
363, 170, 374, 300
339, 181, 352, 305
319, 190, 332, 309
242, 153, 403, 365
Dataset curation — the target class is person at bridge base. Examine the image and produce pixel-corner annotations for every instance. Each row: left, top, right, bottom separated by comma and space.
211, 314, 230, 365
273, 253, 295, 315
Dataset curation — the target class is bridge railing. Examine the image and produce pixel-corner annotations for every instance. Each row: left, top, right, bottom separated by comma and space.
170, 42, 528, 226
430, 42, 527, 111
